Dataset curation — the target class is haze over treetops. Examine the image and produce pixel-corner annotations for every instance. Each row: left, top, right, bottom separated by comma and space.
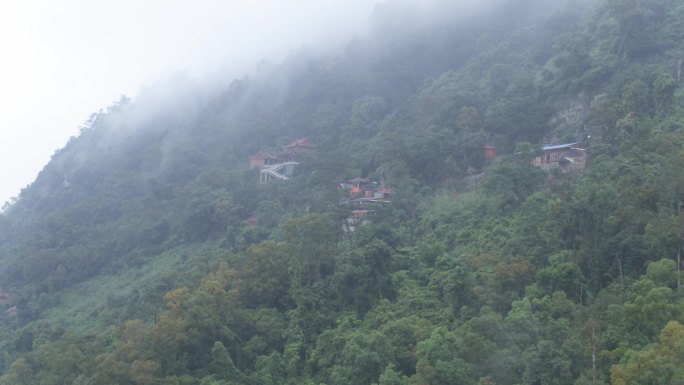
1, 1, 684, 384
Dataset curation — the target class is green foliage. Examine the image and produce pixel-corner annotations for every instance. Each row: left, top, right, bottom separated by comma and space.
611, 321, 684, 385
481, 162, 546, 213
236, 241, 291, 309
2, 1, 684, 384
210, 341, 241, 382
284, 213, 338, 287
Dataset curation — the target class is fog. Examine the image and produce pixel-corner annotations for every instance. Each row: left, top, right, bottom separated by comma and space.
0, 0, 569, 207
0, 0, 385, 206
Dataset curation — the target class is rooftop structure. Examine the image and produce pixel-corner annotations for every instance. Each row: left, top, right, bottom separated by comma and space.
282, 138, 317, 154
248, 138, 316, 183
249, 152, 284, 169
532, 142, 586, 171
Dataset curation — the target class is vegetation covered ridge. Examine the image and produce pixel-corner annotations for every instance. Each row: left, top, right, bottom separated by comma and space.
2, 0, 684, 384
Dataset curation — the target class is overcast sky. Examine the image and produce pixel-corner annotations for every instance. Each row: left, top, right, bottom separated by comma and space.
0, 0, 381, 206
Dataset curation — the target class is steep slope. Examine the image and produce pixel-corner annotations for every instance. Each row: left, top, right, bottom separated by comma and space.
1, 0, 684, 384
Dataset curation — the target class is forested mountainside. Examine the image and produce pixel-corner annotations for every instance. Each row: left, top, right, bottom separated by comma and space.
2, 0, 684, 384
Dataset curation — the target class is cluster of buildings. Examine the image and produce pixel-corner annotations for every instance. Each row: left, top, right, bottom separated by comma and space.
246, 137, 584, 230
338, 177, 391, 232
249, 138, 317, 183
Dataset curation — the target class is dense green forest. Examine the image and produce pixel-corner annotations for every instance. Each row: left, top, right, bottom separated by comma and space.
2, 0, 684, 383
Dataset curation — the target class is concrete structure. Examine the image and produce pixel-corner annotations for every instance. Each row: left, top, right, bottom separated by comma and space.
248, 138, 316, 183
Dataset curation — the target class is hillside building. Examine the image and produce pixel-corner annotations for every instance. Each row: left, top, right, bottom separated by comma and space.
339, 177, 391, 233
248, 138, 316, 182
249, 152, 284, 169
532, 142, 586, 171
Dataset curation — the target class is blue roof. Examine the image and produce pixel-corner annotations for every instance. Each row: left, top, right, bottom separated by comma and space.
542, 142, 579, 151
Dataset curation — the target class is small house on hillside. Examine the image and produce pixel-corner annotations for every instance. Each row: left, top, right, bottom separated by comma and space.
373, 187, 392, 201
248, 138, 317, 183
532, 142, 586, 171
339, 178, 391, 207
249, 152, 284, 169
346, 178, 375, 196
339, 178, 392, 200
339, 178, 391, 234
344, 210, 373, 233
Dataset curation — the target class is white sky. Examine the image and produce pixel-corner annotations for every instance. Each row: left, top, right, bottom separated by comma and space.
0, 0, 381, 206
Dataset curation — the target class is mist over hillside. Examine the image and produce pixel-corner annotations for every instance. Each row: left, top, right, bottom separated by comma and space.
0, 0, 391, 206
2, 0, 684, 384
